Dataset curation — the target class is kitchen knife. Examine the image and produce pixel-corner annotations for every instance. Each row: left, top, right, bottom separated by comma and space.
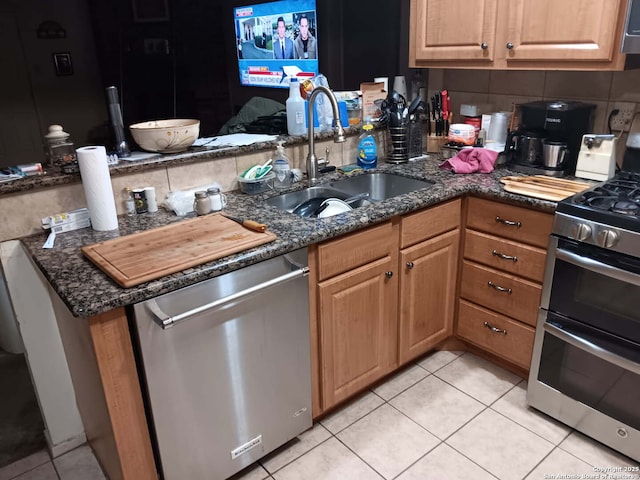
221, 214, 267, 233
441, 90, 449, 133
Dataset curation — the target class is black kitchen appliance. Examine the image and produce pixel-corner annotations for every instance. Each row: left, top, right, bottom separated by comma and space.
506, 100, 595, 177
527, 151, 640, 463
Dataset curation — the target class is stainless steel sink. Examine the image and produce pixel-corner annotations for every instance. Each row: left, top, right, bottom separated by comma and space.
327, 173, 434, 202
266, 173, 434, 217
264, 187, 353, 213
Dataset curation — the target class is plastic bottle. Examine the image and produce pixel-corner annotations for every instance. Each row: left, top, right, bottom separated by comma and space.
286, 78, 306, 136
357, 118, 378, 169
272, 142, 292, 191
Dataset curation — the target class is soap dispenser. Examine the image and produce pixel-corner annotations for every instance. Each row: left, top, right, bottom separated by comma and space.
272, 142, 292, 191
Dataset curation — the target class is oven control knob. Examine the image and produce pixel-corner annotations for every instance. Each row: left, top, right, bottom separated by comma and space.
597, 229, 619, 248
572, 223, 592, 241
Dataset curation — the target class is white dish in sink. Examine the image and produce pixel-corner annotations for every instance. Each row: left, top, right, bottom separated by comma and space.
317, 198, 353, 218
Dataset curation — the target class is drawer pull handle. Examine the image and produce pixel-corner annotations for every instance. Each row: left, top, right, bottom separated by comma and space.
385, 271, 393, 278
492, 250, 518, 262
406, 261, 414, 270
484, 321, 507, 335
488, 281, 512, 294
495, 216, 521, 228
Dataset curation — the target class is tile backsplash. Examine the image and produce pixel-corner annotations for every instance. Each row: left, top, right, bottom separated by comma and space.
428, 68, 640, 168
0, 135, 365, 242
428, 68, 640, 138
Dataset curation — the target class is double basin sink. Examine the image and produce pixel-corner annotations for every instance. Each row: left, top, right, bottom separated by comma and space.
265, 172, 435, 217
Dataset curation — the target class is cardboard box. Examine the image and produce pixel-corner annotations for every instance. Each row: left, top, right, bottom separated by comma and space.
360, 82, 386, 121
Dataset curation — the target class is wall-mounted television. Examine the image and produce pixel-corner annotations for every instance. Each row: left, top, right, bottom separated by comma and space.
233, 0, 318, 89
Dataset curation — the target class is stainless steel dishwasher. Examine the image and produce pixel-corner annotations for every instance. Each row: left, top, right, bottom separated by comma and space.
131, 248, 311, 480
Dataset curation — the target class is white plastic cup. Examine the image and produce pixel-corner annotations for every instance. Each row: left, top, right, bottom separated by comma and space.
487, 112, 510, 145
144, 186, 158, 213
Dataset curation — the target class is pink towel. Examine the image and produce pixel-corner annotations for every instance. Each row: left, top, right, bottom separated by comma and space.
440, 148, 499, 174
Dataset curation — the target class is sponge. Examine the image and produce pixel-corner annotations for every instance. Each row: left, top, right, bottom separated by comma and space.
338, 165, 363, 175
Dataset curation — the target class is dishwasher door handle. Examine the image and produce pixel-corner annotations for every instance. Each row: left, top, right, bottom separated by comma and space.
147, 266, 309, 329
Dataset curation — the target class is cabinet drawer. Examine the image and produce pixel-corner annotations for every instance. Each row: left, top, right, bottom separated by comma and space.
457, 300, 535, 370
401, 199, 461, 248
466, 197, 553, 248
464, 229, 547, 282
317, 222, 393, 281
460, 260, 541, 326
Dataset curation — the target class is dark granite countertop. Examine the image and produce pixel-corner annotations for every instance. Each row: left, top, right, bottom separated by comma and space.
0, 129, 359, 195
20, 156, 560, 318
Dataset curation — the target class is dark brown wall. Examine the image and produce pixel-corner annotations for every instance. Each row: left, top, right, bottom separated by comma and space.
89, 0, 407, 136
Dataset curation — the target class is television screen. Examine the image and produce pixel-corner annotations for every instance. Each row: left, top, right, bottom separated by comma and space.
233, 0, 318, 89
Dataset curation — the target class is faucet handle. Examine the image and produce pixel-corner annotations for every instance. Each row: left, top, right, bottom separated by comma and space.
318, 147, 331, 166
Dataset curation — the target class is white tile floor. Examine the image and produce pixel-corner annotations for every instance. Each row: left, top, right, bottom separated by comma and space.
2, 351, 637, 480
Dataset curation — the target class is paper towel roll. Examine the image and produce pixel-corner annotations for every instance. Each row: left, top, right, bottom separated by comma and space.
76, 146, 119, 231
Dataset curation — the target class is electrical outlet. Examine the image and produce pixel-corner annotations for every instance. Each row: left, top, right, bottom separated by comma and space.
610, 102, 636, 132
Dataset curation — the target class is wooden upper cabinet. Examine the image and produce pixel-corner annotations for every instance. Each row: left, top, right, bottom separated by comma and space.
409, 0, 628, 70
506, 0, 623, 62
412, 0, 498, 62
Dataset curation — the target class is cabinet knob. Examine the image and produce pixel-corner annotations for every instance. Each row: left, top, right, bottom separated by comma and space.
481, 42, 488, 50
506, 42, 514, 49
385, 271, 393, 278
406, 261, 414, 270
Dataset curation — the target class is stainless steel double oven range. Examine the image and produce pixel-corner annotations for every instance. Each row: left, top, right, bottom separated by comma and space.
527, 166, 640, 463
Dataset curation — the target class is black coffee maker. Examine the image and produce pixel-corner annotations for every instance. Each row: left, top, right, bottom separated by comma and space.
506, 100, 595, 176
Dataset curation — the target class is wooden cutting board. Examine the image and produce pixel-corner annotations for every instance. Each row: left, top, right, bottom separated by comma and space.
500, 175, 591, 201
82, 214, 277, 288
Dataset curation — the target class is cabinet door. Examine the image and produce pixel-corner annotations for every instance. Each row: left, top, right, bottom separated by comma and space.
398, 229, 460, 365
411, 0, 499, 61
506, 0, 623, 62
319, 257, 398, 409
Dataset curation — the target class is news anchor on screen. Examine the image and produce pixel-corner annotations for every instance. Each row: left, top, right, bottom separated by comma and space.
273, 16, 294, 59
294, 14, 316, 59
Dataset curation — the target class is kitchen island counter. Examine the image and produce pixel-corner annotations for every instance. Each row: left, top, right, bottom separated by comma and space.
21, 156, 558, 318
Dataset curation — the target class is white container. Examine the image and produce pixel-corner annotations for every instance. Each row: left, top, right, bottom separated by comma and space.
286, 78, 306, 136
447, 123, 476, 145
237, 173, 275, 195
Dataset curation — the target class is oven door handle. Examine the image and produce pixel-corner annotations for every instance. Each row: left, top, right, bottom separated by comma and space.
555, 248, 640, 287
544, 322, 640, 376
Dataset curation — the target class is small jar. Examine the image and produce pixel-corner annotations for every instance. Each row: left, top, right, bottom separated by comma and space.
44, 125, 77, 167
206, 187, 226, 212
132, 189, 148, 214
194, 191, 211, 216
123, 187, 136, 216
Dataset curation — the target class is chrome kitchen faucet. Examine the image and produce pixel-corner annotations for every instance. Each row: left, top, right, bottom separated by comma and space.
306, 86, 345, 185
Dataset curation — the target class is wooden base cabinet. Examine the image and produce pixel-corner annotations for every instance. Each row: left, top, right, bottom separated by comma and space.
456, 197, 552, 371
319, 255, 398, 408
311, 199, 462, 414
409, 0, 628, 71
398, 200, 461, 365
313, 222, 399, 411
